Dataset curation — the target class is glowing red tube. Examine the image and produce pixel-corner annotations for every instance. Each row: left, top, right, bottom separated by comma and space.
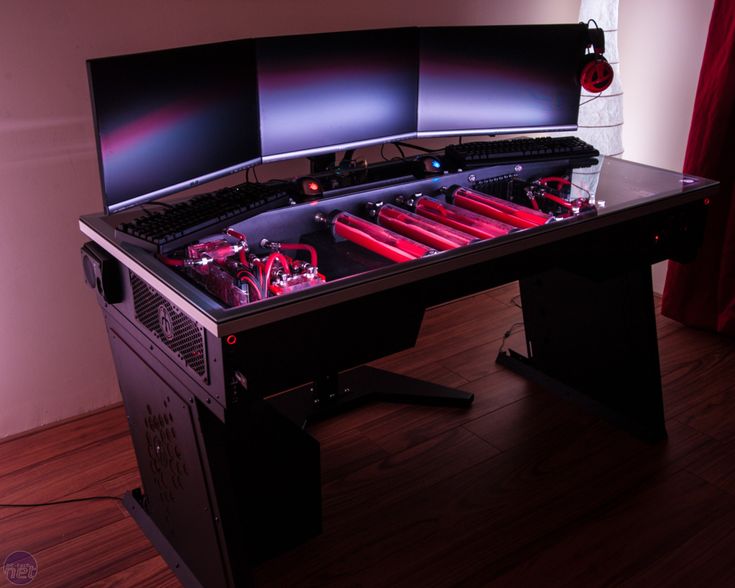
448, 186, 552, 228
158, 255, 186, 267
225, 228, 247, 242
377, 204, 478, 250
264, 252, 292, 294
276, 243, 318, 267
536, 177, 574, 209
414, 196, 515, 239
331, 211, 435, 263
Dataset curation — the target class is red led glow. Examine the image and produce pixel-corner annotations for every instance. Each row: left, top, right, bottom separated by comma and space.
226, 335, 237, 345
704, 198, 711, 205
308, 181, 320, 192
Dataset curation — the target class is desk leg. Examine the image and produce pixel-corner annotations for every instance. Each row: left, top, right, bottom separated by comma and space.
497, 265, 667, 441
267, 366, 474, 426
123, 490, 205, 588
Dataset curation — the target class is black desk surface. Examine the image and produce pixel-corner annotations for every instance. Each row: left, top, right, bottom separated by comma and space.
79, 156, 718, 337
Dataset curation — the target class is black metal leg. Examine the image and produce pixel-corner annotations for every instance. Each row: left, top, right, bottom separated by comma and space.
266, 365, 474, 426
349, 366, 474, 407
497, 265, 667, 441
123, 490, 207, 588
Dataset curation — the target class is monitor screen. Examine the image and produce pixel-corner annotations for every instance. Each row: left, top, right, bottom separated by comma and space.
88, 39, 261, 212
418, 24, 587, 137
257, 28, 419, 162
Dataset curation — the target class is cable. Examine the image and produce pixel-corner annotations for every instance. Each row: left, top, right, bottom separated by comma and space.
497, 321, 525, 355
391, 142, 406, 159
237, 271, 263, 301
391, 141, 442, 154
245, 166, 261, 184
0, 495, 123, 508
580, 92, 603, 107
380, 142, 406, 161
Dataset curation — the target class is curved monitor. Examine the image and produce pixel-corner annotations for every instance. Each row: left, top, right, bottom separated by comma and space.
87, 24, 588, 214
88, 39, 261, 213
418, 24, 587, 138
257, 28, 419, 163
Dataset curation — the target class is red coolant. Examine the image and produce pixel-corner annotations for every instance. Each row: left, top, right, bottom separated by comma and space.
447, 185, 552, 229
377, 204, 478, 250
414, 196, 515, 240
331, 211, 436, 263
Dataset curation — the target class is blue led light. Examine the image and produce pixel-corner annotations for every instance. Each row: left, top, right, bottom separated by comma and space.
431, 159, 441, 169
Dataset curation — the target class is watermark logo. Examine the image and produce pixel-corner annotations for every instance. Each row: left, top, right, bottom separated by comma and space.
158, 304, 174, 341
3, 551, 38, 585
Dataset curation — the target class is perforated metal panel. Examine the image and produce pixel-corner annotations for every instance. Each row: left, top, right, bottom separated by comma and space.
130, 272, 208, 380
143, 398, 189, 532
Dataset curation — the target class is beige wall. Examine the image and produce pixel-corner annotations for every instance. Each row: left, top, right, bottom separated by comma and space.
618, 0, 715, 291
0, 0, 581, 439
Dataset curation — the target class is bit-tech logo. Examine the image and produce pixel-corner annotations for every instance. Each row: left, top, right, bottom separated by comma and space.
3, 551, 38, 585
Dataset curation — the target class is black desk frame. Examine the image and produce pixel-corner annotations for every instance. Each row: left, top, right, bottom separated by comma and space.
80, 157, 716, 587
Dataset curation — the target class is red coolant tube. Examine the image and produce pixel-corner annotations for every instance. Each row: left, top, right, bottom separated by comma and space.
414, 196, 514, 240
275, 243, 318, 267
377, 204, 478, 251
448, 186, 552, 229
332, 211, 435, 263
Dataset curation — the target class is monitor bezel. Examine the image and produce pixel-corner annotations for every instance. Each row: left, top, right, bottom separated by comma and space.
86, 39, 262, 214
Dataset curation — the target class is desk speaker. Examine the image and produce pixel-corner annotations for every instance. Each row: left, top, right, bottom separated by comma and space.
81, 241, 123, 304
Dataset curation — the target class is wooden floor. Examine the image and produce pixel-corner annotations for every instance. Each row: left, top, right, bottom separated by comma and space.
2, 282, 735, 587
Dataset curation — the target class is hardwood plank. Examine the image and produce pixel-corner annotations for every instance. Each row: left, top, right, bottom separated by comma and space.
683, 435, 735, 497
0, 500, 125, 560
0, 405, 128, 477
463, 385, 598, 452
84, 555, 181, 588
256, 425, 500, 586
29, 517, 161, 588
0, 434, 134, 507
318, 428, 389, 486
254, 419, 712, 587
659, 329, 735, 422
474, 470, 733, 587
621, 508, 735, 587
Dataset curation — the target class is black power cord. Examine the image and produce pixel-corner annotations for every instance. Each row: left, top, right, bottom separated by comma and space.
497, 321, 525, 356
0, 496, 123, 508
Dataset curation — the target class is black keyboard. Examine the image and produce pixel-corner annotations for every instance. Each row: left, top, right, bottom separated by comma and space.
444, 136, 599, 168
115, 182, 292, 252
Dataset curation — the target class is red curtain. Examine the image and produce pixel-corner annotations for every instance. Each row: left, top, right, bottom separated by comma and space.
661, 0, 735, 336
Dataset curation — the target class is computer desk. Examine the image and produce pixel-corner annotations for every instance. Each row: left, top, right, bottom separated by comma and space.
79, 155, 717, 587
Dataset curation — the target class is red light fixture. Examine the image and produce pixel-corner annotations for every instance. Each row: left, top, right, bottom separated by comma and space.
226, 335, 237, 345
